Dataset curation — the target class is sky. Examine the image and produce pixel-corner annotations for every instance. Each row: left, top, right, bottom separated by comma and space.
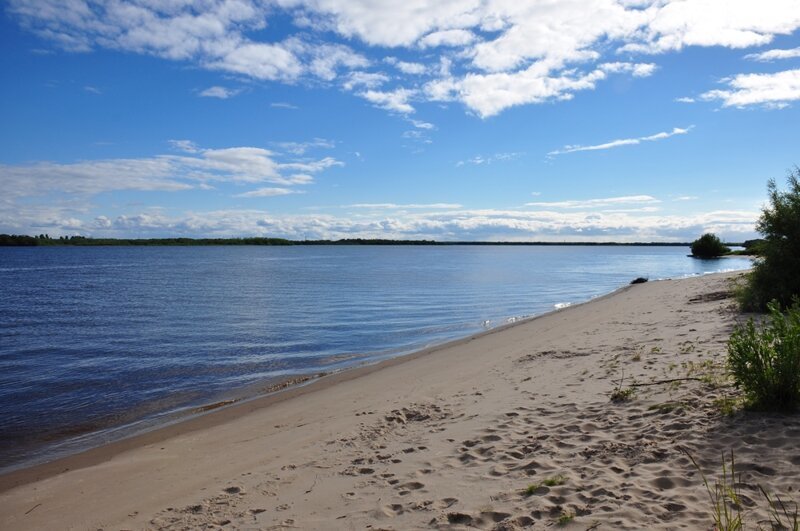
1, 0, 799, 242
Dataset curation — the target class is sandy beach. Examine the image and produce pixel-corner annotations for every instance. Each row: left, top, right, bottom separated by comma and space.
1, 270, 798, 530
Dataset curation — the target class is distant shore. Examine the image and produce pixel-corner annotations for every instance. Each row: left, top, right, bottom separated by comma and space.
2, 233, 711, 247
4, 270, 798, 530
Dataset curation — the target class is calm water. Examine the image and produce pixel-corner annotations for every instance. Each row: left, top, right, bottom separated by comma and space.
0, 245, 751, 470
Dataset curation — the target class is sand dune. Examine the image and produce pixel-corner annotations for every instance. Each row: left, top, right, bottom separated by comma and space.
2, 271, 799, 530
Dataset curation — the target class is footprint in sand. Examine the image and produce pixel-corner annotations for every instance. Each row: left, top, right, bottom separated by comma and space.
434, 497, 459, 509
381, 503, 404, 517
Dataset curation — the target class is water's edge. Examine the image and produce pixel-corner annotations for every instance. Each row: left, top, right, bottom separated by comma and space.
0, 269, 748, 480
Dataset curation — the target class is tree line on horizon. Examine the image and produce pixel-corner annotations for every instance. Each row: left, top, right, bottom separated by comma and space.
0, 234, 735, 248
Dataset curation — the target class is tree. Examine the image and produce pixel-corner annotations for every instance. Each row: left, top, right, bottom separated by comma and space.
690, 233, 729, 258
741, 168, 800, 310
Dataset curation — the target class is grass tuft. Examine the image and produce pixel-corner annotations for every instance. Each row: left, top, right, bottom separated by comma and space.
556, 510, 574, 525
683, 449, 744, 531
525, 475, 566, 496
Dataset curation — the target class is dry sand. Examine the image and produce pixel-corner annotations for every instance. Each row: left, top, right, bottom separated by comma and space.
2, 270, 799, 530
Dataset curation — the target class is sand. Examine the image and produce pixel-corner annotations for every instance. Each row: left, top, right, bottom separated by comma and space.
2, 270, 799, 530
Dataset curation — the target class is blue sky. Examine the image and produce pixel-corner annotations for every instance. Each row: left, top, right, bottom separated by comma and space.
2, 1, 799, 241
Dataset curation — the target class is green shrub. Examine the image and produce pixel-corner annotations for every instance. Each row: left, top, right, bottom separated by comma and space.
727, 301, 800, 411
691, 233, 730, 258
740, 169, 800, 311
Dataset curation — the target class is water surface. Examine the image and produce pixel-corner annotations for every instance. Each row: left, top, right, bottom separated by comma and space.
0, 245, 751, 470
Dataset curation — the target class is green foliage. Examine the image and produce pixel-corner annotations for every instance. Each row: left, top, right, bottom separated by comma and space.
542, 475, 566, 487
556, 510, 575, 525
740, 168, 800, 311
609, 386, 635, 402
685, 449, 744, 531
727, 301, 800, 411
742, 238, 766, 255
690, 233, 730, 258
686, 448, 800, 530
525, 475, 566, 496
0, 234, 39, 246
609, 371, 636, 402
759, 486, 800, 530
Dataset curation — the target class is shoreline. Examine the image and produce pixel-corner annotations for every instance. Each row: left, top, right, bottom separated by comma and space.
0, 269, 649, 481
5, 269, 797, 530
0, 277, 631, 492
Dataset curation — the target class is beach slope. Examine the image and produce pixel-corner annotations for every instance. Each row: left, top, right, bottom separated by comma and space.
2, 271, 798, 530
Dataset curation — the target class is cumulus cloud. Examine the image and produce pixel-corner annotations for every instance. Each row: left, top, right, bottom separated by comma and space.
699, 69, 800, 108
307, 42, 370, 80
3, 204, 757, 242
642, 1, 800, 53
359, 88, 416, 113
385, 57, 427, 74
342, 71, 389, 91
8, 1, 364, 84
745, 47, 800, 61
548, 126, 693, 156
11, 0, 800, 117
418, 29, 476, 48
0, 142, 341, 200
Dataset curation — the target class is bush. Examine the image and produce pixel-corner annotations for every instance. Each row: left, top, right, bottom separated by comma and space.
740, 168, 800, 311
691, 233, 729, 258
727, 301, 800, 411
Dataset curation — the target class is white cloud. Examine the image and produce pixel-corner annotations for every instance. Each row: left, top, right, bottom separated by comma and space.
347, 203, 463, 210
699, 68, 800, 108
5, 205, 757, 242
600, 62, 658, 77
359, 88, 416, 114
621, 0, 800, 54
526, 195, 661, 209
342, 71, 389, 91
0, 143, 341, 199
279, 156, 343, 173
408, 118, 435, 130
271, 102, 299, 109
457, 152, 522, 166
745, 47, 800, 62
199, 86, 241, 99
275, 138, 336, 155
446, 67, 610, 118
9, 0, 800, 119
675, 96, 696, 103
84, 85, 102, 94
207, 41, 304, 81
548, 126, 693, 156
235, 187, 299, 198
385, 57, 427, 75
418, 29, 476, 48
307, 42, 370, 80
